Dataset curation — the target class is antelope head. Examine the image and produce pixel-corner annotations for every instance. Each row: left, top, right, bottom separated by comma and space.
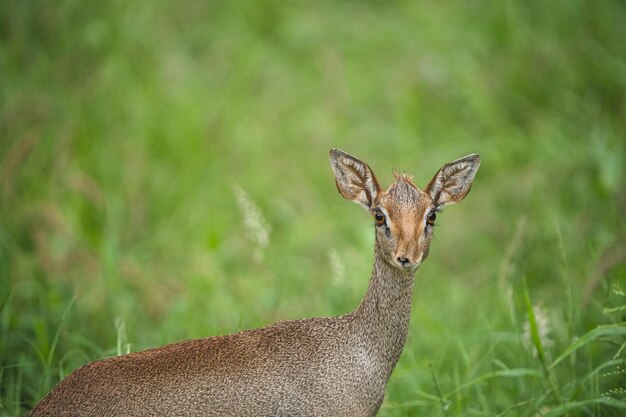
329, 149, 480, 274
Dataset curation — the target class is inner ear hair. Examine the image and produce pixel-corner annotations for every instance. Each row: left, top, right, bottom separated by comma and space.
425, 154, 480, 207
329, 149, 381, 209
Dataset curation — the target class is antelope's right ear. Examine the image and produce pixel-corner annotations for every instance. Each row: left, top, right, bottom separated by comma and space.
329, 149, 381, 209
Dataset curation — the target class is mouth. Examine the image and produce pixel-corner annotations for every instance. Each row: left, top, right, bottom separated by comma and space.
393, 259, 421, 273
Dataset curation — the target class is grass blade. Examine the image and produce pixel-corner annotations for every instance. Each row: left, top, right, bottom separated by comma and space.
523, 281, 546, 365
542, 397, 626, 417
446, 368, 542, 398
550, 324, 626, 369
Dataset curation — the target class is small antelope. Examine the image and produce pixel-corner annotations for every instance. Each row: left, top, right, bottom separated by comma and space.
28, 149, 480, 417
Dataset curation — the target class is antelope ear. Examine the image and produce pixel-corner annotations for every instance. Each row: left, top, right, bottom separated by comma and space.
329, 149, 381, 209
425, 154, 480, 207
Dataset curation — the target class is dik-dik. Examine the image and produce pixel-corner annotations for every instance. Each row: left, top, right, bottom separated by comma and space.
28, 149, 480, 417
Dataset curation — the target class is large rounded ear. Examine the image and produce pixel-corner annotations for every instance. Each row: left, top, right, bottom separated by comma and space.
329, 149, 381, 209
425, 154, 480, 208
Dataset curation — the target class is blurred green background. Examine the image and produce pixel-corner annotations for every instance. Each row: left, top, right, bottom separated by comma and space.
1, 0, 625, 415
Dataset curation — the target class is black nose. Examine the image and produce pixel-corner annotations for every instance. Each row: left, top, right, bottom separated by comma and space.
397, 257, 410, 266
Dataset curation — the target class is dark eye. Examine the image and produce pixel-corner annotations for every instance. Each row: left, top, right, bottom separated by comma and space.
427, 210, 436, 227
374, 210, 386, 227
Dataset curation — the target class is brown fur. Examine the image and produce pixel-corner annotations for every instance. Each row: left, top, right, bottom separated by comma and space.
27, 149, 479, 417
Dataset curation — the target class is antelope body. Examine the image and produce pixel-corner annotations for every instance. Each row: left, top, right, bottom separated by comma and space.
28, 149, 480, 417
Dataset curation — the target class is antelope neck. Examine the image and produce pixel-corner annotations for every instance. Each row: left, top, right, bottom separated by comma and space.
352, 245, 416, 371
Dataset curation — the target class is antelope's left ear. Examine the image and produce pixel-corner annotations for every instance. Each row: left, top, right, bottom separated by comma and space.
425, 154, 480, 208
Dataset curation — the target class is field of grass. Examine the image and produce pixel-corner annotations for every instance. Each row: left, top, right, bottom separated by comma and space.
1, 0, 625, 415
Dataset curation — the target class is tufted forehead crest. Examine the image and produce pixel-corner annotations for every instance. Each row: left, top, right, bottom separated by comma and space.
384, 175, 423, 207
392, 171, 415, 182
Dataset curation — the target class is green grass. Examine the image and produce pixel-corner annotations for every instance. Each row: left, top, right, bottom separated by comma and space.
1, 0, 625, 415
